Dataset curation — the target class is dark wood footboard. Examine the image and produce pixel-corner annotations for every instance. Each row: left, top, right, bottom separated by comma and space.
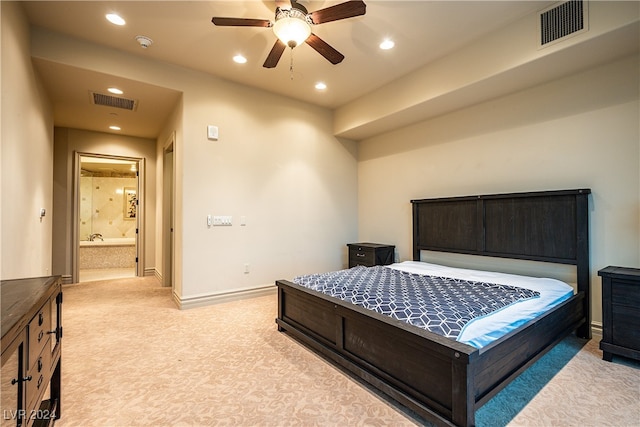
276, 279, 586, 427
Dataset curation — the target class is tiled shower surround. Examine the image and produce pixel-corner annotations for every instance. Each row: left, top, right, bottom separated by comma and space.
80, 175, 136, 270
80, 176, 136, 240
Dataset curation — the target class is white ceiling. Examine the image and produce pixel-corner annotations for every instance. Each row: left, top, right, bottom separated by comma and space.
23, 1, 557, 139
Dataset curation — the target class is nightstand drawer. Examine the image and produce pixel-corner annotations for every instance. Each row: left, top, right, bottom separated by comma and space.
599, 266, 640, 362
612, 306, 640, 351
611, 280, 640, 307
349, 248, 374, 266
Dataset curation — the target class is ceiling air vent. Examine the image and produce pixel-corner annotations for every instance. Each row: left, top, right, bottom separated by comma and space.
90, 92, 138, 111
539, 0, 588, 48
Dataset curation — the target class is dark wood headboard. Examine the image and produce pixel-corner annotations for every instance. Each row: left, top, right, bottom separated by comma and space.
411, 189, 591, 338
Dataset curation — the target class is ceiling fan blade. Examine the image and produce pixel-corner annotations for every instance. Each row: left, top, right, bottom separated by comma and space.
211, 17, 272, 27
308, 0, 366, 25
263, 39, 287, 68
305, 33, 344, 65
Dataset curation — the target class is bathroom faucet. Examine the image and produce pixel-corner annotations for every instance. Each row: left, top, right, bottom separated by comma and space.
88, 233, 103, 241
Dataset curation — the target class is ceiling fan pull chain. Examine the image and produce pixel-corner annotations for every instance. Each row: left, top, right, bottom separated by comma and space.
290, 49, 295, 81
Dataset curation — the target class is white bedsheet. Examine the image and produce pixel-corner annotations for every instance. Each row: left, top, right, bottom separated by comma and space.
387, 261, 574, 349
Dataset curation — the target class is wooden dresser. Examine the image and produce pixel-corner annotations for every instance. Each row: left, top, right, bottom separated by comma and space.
598, 266, 640, 362
347, 243, 395, 268
1, 276, 62, 427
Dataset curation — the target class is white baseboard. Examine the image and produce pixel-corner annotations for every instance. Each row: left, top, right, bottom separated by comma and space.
173, 284, 277, 310
590, 321, 603, 337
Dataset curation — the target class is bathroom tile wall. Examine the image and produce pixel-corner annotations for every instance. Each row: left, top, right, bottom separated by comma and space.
80, 176, 137, 240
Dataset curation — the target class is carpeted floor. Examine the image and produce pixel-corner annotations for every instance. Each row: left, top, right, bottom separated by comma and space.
56, 276, 639, 427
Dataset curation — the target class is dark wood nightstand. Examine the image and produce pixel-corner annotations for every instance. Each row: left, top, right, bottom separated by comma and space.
598, 266, 640, 362
347, 243, 395, 268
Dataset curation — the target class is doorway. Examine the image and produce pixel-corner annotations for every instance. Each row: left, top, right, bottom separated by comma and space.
75, 153, 143, 283
162, 133, 175, 288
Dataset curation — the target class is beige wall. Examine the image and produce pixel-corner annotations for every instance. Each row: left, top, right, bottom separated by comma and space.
52, 128, 157, 281
33, 28, 358, 306
171, 68, 358, 306
1, 2, 54, 280
357, 54, 640, 329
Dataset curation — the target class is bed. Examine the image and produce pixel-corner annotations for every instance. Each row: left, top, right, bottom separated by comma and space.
275, 189, 591, 426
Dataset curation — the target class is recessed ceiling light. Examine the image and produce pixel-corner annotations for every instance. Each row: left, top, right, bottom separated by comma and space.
315, 82, 327, 90
109, 126, 121, 131
379, 39, 395, 50
233, 54, 247, 64
106, 13, 126, 26
108, 87, 123, 95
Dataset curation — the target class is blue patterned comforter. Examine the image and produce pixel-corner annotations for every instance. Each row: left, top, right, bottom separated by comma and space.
293, 265, 540, 341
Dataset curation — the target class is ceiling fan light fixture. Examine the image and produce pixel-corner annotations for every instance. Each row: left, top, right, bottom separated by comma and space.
273, 7, 311, 48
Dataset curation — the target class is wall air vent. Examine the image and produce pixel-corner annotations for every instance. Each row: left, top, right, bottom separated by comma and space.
90, 92, 138, 111
539, 0, 588, 48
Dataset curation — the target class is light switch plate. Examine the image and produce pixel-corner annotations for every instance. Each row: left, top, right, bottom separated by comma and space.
207, 125, 219, 140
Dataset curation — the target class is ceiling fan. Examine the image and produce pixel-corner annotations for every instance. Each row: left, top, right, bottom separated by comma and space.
211, 0, 366, 68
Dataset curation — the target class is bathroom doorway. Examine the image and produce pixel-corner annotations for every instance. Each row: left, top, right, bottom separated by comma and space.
75, 153, 143, 283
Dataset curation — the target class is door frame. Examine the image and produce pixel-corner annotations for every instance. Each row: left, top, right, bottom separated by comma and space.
162, 132, 175, 288
72, 151, 145, 283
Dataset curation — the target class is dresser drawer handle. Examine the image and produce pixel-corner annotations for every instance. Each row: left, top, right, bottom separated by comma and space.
356, 253, 366, 257
38, 357, 43, 372
38, 312, 44, 326
11, 375, 32, 385
38, 330, 44, 342
37, 375, 44, 389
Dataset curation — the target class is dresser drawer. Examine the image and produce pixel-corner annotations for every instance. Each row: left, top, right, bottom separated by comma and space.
26, 337, 52, 414
28, 299, 51, 368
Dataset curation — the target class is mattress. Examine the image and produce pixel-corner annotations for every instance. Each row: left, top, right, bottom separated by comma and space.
387, 261, 574, 348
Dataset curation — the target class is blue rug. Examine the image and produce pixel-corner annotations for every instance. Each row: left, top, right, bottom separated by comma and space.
474, 334, 586, 426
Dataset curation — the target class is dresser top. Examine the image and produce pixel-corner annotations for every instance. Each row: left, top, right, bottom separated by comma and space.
1, 276, 60, 340
598, 266, 640, 280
